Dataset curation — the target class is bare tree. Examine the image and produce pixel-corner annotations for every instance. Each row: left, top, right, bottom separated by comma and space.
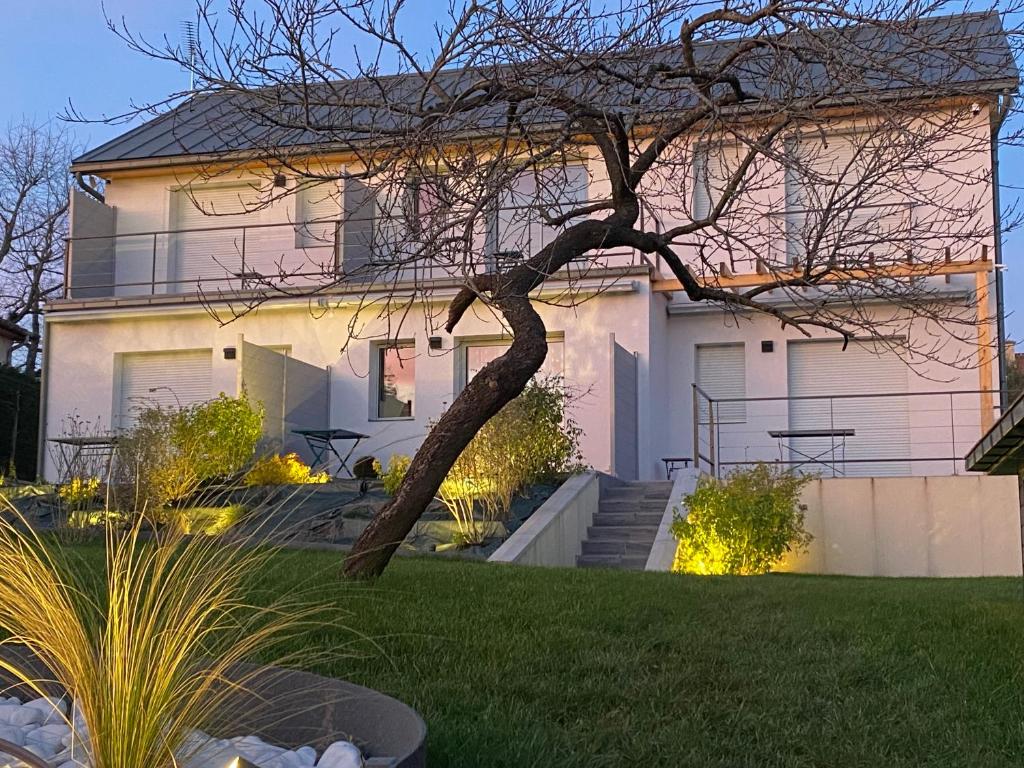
0, 121, 72, 372
94, 0, 1020, 577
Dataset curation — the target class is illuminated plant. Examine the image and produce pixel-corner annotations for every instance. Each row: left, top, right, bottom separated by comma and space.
672, 464, 812, 576
438, 377, 584, 546
115, 394, 264, 511
0, 504, 324, 768
58, 476, 101, 512
244, 453, 329, 486
376, 455, 412, 496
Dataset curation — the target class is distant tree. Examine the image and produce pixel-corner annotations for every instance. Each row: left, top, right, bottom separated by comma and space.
0, 121, 72, 372
103, 0, 1021, 577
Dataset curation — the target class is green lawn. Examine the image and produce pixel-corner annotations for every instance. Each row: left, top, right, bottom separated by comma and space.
255, 554, 1024, 768
78, 548, 1024, 767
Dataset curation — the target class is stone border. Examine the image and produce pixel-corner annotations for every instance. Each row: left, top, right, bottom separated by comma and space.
644, 470, 697, 571
488, 472, 599, 567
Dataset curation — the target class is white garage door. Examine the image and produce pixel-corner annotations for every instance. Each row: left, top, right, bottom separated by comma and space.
787, 341, 910, 476
116, 349, 213, 429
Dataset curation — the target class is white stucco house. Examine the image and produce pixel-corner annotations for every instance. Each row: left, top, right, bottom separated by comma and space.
41, 13, 1018, 484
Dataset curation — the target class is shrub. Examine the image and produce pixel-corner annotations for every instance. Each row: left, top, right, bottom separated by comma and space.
58, 476, 101, 512
671, 463, 812, 575
115, 393, 264, 511
243, 453, 329, 486
438, 376, 584, 546
376, 454, 411, 495
177, 393, 264, 479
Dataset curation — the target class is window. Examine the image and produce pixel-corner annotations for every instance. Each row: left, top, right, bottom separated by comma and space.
459, 337, 564, 392
295, 181, 340, 248
375, 343, 415, 419
695, 344, 746, 424
692, 144, 743, 220
783, 132, 904, 263
116, 349, 213, 430
488, 164, 589, 264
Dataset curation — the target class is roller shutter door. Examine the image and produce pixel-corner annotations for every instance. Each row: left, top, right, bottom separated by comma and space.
116, 349, 213, 429
787, 341, 910, 476
172, 184, 261, 290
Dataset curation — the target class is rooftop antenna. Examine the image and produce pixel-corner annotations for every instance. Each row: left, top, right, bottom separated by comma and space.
181, 20, 198, 92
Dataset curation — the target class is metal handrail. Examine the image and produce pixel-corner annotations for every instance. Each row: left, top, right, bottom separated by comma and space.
708, 389, 1001, 404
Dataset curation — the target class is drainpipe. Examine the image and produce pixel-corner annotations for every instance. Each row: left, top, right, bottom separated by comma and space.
991, 91, 1013, 409
35, 322, 50, 482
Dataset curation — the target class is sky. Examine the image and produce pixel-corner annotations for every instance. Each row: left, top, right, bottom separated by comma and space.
3, 0, 1023, 341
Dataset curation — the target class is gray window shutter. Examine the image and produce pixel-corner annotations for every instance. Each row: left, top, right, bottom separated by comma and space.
343, 177, 376, 277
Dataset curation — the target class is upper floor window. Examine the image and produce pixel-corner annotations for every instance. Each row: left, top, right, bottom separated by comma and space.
488, 164, 589, 266
783, 132, 907, 262
692, 143, 748, 220
375, 342, 415, 419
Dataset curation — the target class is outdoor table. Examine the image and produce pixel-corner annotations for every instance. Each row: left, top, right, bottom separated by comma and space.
768, 428, 855, 475
48, 435, 120, 483
660, 457, 693, 479
292, 428, 369, 479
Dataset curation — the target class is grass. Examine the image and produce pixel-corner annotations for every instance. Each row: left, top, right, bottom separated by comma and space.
69, 548, 1024, 768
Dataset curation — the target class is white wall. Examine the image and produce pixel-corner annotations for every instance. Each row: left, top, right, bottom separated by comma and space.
488, 472, 600, 567
42, 283, 653, 480
658, 305, 995, 479
779, 475, 1021, 577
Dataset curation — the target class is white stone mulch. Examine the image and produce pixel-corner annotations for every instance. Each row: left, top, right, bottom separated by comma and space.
0, 696, 364, 768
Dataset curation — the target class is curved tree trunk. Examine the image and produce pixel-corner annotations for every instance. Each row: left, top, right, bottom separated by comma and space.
342, 294, 549, 579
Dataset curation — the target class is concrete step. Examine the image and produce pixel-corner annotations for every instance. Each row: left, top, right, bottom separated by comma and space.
576, 553, 649, 570
581, 539, 654, 556
592, 511, 665, 527
602, 483, 673, 500
599, 499, 669, 514
586, 524, 660, 541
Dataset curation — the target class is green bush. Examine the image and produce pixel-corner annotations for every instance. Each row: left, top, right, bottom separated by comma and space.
671, 463, 812, 575
114, 393, 264, 511
177, 393, 264, 479
438, 376, 584, 546
243, 453, 329, 486
376, 454, 411, 495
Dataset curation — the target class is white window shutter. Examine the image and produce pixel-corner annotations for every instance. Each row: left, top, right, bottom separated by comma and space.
696, 344, 746, 423
295, 181, 341, 248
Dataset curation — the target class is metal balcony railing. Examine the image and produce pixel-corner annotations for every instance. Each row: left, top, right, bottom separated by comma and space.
692, 384, 1002, 478
63, 211, 652, 301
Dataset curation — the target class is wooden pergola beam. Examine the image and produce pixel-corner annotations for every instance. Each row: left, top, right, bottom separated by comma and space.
651, 257, 993, 293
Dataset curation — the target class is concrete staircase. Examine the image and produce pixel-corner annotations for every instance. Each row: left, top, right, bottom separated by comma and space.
576, 480, 673, 570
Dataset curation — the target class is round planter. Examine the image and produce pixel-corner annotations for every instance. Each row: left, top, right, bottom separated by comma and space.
0, 647, 426, 768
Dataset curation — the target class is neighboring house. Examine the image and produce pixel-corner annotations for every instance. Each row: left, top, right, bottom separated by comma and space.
0, 319, 26, 367
43, 14, 1016, 482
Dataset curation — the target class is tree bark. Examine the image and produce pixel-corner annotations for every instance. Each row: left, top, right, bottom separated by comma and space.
342, 294, 549, 579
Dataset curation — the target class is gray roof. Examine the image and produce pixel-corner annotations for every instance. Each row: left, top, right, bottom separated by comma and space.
73, 11, 1019, 171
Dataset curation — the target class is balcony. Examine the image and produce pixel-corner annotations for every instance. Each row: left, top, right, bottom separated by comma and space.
62, 191, 650, 304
